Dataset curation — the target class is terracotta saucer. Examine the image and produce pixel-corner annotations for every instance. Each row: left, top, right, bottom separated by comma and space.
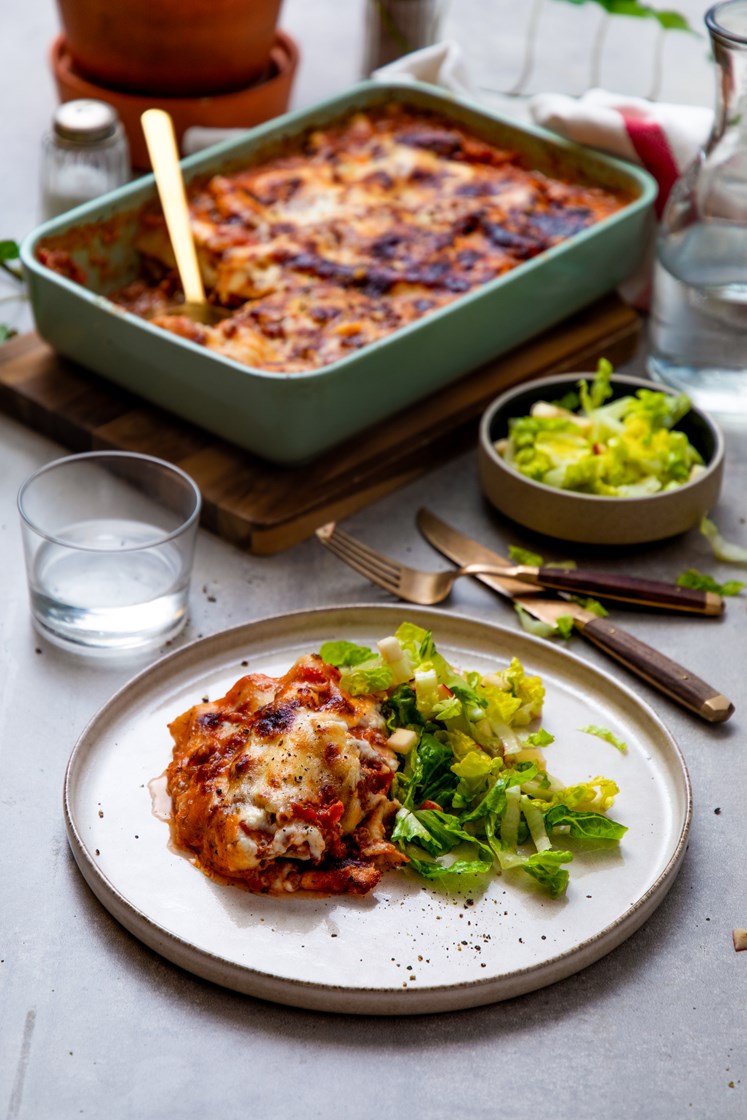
50, 31, 300, 170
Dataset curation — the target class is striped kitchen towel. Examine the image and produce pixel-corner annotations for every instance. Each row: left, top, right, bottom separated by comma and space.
530, 89, 714, 307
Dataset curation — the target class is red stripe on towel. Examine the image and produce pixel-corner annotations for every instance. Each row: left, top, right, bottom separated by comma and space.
619, 112, 680, 217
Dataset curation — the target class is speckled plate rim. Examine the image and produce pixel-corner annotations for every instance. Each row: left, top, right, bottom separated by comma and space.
63, 605, 692, 1015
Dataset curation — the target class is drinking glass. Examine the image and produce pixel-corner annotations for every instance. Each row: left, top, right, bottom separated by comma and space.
18, 451, 201, 654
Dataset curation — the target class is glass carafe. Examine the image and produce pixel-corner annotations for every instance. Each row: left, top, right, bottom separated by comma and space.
363, 0, 448, 74
648, 0, 747, 420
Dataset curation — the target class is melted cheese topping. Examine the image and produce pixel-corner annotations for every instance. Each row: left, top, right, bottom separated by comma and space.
166, 654, 406, 895
107, 106, 629, 373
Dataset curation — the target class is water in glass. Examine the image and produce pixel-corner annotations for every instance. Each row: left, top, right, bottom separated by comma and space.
29, 518, 189, 651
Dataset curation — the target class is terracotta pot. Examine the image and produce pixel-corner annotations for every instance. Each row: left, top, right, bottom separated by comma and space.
50, 31, 299, 169
56, 0, 283, 96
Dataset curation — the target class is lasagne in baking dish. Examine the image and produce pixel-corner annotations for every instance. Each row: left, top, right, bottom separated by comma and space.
166, 653, 405, 895
107, 105, 629, 373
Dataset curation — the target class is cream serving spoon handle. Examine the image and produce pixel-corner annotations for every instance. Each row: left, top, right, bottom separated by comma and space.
140, 108, 206, 308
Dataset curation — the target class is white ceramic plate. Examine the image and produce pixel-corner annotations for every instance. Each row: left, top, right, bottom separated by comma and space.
64, 605, 691, 1015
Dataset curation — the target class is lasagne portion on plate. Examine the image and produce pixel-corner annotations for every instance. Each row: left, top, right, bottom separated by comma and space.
111, 104, 629, 372
166, 653, 405, 895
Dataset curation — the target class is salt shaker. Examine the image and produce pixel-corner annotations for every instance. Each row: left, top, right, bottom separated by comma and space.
41, 99, 130, 220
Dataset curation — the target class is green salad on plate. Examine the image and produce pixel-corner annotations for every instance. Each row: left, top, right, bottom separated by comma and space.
320, 621, 627, 899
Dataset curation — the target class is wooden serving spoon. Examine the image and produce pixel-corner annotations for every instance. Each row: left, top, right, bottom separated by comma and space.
140, 108, 229, 325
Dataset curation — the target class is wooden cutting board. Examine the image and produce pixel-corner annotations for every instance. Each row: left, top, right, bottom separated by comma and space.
0, 294, 639, 554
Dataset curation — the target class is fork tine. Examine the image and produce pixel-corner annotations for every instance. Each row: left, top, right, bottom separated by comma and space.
316, 523, 396, 575
320, 541, 401, 594
316, 523, 402, 593
326, 526, 401, 581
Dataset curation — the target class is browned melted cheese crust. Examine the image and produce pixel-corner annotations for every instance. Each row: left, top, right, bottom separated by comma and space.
166, 654, 406, 895
109, 106, 628, 372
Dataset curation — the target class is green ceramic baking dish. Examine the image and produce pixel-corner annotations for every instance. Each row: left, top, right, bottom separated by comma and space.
21, 81, 657, 465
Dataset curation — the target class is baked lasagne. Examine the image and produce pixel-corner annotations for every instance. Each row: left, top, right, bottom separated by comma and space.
106, 105, 628, 372
166, 653, 405, 895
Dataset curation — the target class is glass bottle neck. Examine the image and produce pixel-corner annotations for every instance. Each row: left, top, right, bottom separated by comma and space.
709, 1, 747, 138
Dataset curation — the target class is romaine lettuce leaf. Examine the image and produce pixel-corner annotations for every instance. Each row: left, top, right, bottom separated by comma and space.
502, 658, 545, 725
548, 776, 620, 812
448, 679, 487, 713
545, 804, 627, 841
479, 675, 525, 723
521, 849, 573, 898
578, 357, 614, 413
417, 732, 460, 806
403, 850, 493, 880
525, 728, 554, 747
676, 568, 744, 596
431, 695, 464, 722
338, 663, 392, 696
513, 605, 558, 639
393, 804, 495, 880
700, 517, 747, 566
499, 358, 702, 496
381, 683, 424, 731
391, 807, 441, 854
579, 724, 628, 753
450, 748, 503, 809
395, 622, 453, 681
508, 545, 545, 566
569, 595, 608, 617
409, 808, 493, 859
461, 776, 508, 824
319, 640, 374, 667
514, 604, 575, 640
444, 731, 486, 763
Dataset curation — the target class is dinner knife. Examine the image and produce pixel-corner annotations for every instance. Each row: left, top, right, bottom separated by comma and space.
416, 508, 734, 724
418, 516, 722, 615
477, 562, 723, 615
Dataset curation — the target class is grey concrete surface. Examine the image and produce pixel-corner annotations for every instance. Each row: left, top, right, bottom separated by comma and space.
1, 3, 745, 1118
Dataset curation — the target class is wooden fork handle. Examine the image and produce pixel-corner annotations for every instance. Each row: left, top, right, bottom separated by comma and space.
577, 615, 734, 722
531, 567, 723, 615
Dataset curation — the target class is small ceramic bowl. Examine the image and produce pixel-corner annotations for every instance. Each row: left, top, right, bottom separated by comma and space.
478, 372, 725, 546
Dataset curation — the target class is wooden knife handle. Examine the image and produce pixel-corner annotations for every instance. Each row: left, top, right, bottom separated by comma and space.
534, 567, 723, 615
579, 616, 734, 722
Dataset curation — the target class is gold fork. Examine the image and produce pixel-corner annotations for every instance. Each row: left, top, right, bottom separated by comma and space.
316, 521, 723, 614
315, 522, 541, 604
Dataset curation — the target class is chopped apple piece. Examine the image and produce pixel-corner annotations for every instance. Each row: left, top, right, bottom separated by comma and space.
387, 728, 418, 754
378, 636, 404, 663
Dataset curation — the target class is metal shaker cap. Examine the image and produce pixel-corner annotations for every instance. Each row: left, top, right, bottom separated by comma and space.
53, 100, 120, 144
